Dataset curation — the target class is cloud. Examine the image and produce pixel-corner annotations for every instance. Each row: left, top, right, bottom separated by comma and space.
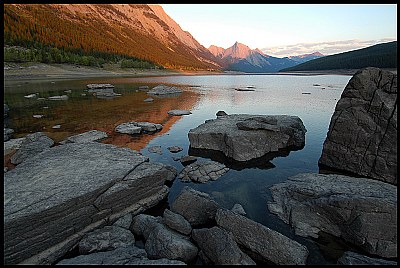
262, 38, 397, 58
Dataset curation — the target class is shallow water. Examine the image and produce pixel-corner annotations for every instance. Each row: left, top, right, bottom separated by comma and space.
4, 73, 354, 264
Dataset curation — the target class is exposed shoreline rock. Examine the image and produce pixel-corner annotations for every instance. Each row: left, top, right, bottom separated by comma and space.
147, 84, 183, 95
188, 114, 306, 162
177, 160, 229, 183
115, 122, 162, 135
60, 130, 108, 144
319, 67, 397, 185
268, 173, 397, 258
168, 110, 192, 116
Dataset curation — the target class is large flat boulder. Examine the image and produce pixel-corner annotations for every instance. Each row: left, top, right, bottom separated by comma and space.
188, 114, 306, 162
4, 142, 177, 264
319, 67, 397, 185
268, 173, 397, 258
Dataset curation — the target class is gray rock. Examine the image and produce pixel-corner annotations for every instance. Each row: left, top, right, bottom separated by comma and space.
11, 132, 54, 165
113, 213, 132, 230
4, 137, 25, 155
188, 114, 306, 162
115, 122, 162, 135
138, 85, 149, 91
52, 125, 61, 129
147, 84, 183, 95
171, 187, 220, 227
60, 130, 108, 144
4, 128, 14, 141
168, 110, 192, 116
56, 245, 147, 265
163, 209, 192, 236
216, 208, 309, 265
4, 103, 9, 117
177, 160, 229, 183
319, 67, 397, 185
48, 95, 69, 100
216, 110, 227, 116
24, 93, 37, 98
130, 214, 163, 240
127, 258, 186, 265
78, 225, 135, 254
33, 114, 44, 119
148, 145, 163, 155
4, 142, 176, 264
145, 224, 198, 262
192, 226, 256, 265
144, 97, 154, 102
231, 203, 246, 216
337, 251, 397, 265
180, 155, 197, 166
167, 146, 183, 153
268, 173, 397, 258
86, 83, 114, 89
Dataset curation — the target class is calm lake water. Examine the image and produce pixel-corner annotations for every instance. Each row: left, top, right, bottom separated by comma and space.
4, 73, 355, 264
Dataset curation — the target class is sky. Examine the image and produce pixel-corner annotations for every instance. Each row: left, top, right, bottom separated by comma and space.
160, 4, 397, 57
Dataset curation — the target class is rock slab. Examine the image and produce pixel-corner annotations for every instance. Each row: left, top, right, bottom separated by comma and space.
319, 67, 397, 185
177, 160, 229, 183
216, 208, 309, 265
4, 142, 177, 264
188, 114, 306, 161
268, 173, 397, 258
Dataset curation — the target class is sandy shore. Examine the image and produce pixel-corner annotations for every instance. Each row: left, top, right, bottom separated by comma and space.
4, 62, 396, 82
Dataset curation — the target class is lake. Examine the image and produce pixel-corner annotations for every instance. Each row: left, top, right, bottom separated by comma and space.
4, 73, 354, 264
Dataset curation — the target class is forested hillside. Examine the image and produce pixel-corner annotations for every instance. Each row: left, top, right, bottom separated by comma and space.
279, 41, 397, 72
3, 4, 220, 70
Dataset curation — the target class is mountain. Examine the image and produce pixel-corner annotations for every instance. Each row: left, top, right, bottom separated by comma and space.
209, 42, 298, 72
3, 4, 221, 70
280, 41, 397, 72
285, 52, 324, 64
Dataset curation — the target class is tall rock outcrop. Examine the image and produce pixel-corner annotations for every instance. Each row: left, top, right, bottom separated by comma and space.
319, 67, 397, 185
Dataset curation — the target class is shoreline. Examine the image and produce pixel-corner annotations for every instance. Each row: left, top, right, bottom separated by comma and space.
4, 62, 397, 82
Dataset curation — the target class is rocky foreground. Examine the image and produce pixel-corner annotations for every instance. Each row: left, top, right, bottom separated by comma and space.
3, 67, 397, 265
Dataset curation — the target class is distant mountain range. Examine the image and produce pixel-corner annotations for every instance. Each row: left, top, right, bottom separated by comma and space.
280, 41, 397, 72
209, 42, 324, 72
4, 4, 396, 73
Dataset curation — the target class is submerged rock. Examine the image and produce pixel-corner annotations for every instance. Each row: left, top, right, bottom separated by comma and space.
168, 110, 192, 116
188, 114, 306, 162
177, 160, 229, 183
167, 146, 183, 153
147, 84, 183, 95
319, 67, 397, 185
148, 145, 163, 155
268, 173, 397, 258
60, 130, 108, 144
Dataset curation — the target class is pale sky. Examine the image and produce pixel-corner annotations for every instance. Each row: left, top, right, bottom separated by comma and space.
160, 4, 397, 57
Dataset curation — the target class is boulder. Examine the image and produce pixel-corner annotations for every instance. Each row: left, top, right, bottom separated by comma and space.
171, 187, 220, 227
216, 110, 227, 117
147, 84, 183, 95
4, 142, 177, 264
145, 224, 198, 262
130, 214, 163, 240
112, 213, 132, 230
192, 227, 256, 265
188, 114, 306, 162
60, 130, 108, 144
163, 209, 192, 236
268, 173, 397, 258
148, 145, 163, 155
167, 146, 183, 153
319, 67, 397, 185
10, 132, 54, 165
86, 83, 114, 89
215, 208, 309, 265
180, 155, 197, 166
48, 95, 68, 100
143, 97, 154, 102
177, 160, 229, 183
231, 203, 246, 216
78, 225, 135, 254
168, 110, 192, 116
4, 137, 25, 155
4, 128, 14, 142
115, 122, 162, 135
337, 251, 397, 265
